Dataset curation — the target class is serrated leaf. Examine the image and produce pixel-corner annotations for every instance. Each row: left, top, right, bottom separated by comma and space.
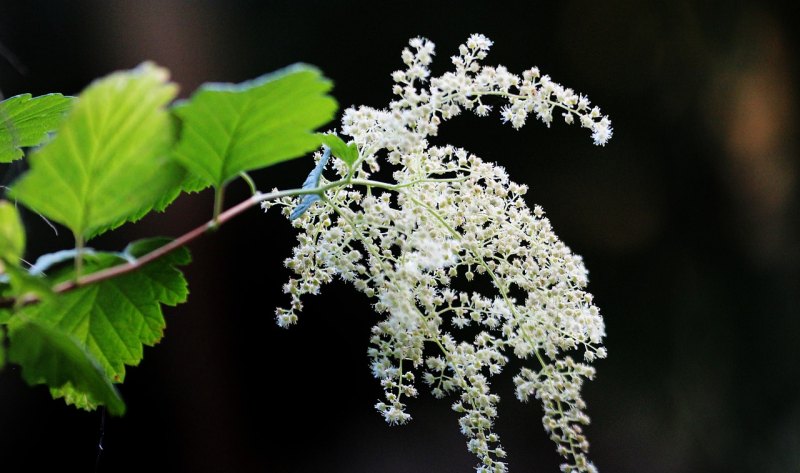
8, 320, 124, 415
173, 64, 337, 191
16, 239, 190, 392
318, 133, 358, 166
50, 383, 102, 411
0, 200, 25, 263
10, 63, 184, 240
0, 93, 73, 163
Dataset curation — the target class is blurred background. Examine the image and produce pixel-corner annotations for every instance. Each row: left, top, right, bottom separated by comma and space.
0, 1, 798, 472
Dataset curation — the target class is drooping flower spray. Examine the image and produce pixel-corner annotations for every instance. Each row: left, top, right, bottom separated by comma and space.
266, 34, 611, 473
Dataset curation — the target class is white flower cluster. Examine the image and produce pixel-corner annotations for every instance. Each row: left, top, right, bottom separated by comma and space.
265, 34, 609, 473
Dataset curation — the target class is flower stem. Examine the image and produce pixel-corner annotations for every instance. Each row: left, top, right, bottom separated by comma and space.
1, 174, 459, 309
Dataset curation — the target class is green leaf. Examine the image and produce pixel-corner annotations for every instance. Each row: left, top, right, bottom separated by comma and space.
10, 63, 184, 240
318, 133, 359, 166
16, 238, 189, 400
50, 383, 103, 412
1, 263, 54, 307
8, 320, 124, 415
173, 64, 337, 191
0, 200, 25, 263
0, 93, 73, 163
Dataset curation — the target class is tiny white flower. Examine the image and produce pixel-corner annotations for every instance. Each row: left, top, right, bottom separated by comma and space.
269, 35, 609, 473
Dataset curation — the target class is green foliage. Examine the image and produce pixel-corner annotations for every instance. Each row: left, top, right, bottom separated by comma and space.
0, 59, 337, 415
0, 200, 25, 264
11, 239, 190, 411
318, 133, 358, 167
7, 320, 124, 415
9, 63, 184, 241
0, 93, 72, 163
173, 64, 336, 191
0, 201, 48, 306
1, 264, 54, 309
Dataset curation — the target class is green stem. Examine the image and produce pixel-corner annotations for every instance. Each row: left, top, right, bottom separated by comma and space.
212, 186, 225, 227
74, 233, 84, 279
239, 171, 258, 196
350, 176, 468, 191
1, 182, 343, 309
1, 174, 475, 310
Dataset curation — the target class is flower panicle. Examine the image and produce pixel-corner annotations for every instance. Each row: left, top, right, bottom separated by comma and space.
268, 34, 609, 473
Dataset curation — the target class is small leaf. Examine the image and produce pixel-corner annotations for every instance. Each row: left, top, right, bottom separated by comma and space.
0, 200, 25, 264
10, 63, 184, 240
8, 320, 125, 415
290, 147, 331, 220
318, 133, 359, 166
173, 64, 337, 191
16, 239, 190, 388
0, 93, 73, 163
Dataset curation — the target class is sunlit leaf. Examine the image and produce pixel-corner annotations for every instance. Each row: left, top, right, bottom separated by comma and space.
8, 320, 125, 415
0, 93, 72, 163
0, 200, 25, 264
10, 63, 184, 240
173, 64, 336, 191
318, 133, 358, 166
15, 239, 190, 410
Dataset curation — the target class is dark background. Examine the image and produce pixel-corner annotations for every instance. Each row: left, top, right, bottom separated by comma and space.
1, 1, 798, 472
